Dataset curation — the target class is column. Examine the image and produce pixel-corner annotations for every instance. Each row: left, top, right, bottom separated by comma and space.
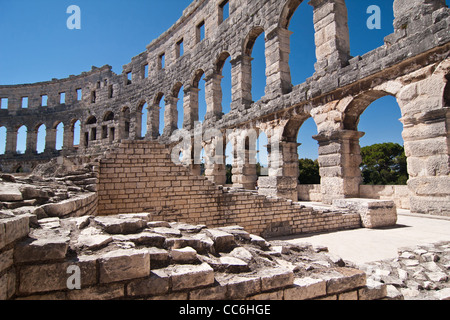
44, 126, 57, 153
264, 27, 293, 96
231, 135, 258, 190
313, 130, 364, 204
63, 123, 74, 151
25, 129, 37, 155
258, 139, 300, 201
204, 71, 223, 122
147, 103, 160, 140
230, 55, 253, 111
163, 96, 178, 137
182, 85, 200, 131
203, 137, 227, 186
309, 0, 350, 71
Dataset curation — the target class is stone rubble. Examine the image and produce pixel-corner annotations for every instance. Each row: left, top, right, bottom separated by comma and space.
354, 241, 450, 300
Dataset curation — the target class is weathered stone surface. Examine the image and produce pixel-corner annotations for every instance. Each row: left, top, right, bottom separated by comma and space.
14, 237, 70, 263
94, 217, 147, 234
220, 276, 261, 300
98, 249, 150, 283
166, 263, 214, 292
127, 269, 170, 297
284, 277, 327, 300
205, 229, 236, 253
322, 268, 367, 294
18, 258, 97, 295
0, 183, 23, 202
170, 246, 198, 263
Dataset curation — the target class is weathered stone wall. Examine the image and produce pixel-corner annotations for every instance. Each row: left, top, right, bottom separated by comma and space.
97, 141, 361, 238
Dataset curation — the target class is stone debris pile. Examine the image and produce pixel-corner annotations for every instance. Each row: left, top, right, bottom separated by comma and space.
357, 242, 450, 300
3, 212, 388, 300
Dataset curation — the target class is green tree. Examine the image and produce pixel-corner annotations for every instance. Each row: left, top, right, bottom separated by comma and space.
360, 143, 408, 185
298, 158, 321, 184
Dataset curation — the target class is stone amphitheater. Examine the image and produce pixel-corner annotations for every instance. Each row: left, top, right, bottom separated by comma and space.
0, 0, 449, 301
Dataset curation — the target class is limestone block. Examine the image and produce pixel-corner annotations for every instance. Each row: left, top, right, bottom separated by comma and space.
67, 283, 124, 300
284, 277, 326, 300
260, 268, 294, 292
18, 258, 97, 295
0, 249, 13, 273
94, 217, 146, 234
98, 249, 150, 284
171, 247, 198, 263
127, 269, 170, 297
320, 268, 367, 295
113, 232, 165, 248
14, 237, 70, 263
0, 269, 15, 300
3, 216, 30, 247
333, 198, 397, 228
166, 263, 215, 292
358, 279, 387, 300
220, 276, 261, 300
189, 284, 228, 300
205, 229, 236, 253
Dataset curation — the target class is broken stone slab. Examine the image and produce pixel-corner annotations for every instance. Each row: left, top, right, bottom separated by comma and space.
436, 288, 450, 301
205, 229, 236, 253
14, 237, 70, 263
113, 232, 166, 248
1, 215, 30, 248
0, 183, 23, 202
147, 247, 169, 267
228, 247, 253, 262
318, 268, 367, 295
218, 256, 250, 273
127, 269, 170, 297
19, 185, 50, 201
358, 279, 387, 300
165, 237, 203, 252
260, 268, 294, 292
249, 234, 270, 250
217, 275, 261, 300
39, 217, 61, 229
76, 234, 113, 251
170, 222, 206, 233
98, 248, 151, 284
147, 221, 171, 228
333, 198, 397, 228
118, 213, 152, 222
94, 217, 147, 234
151, 227, 182, 238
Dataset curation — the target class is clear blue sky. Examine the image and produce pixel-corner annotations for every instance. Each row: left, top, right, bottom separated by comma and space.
1, 0, 448, 161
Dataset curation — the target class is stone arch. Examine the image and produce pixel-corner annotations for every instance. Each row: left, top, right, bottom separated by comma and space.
54, 121, 64, 151
279, 0, 303, 29
35, 123, 46, 154
242, 26, 266, 102
71, 119, 81, 147
190, 69, 206, 124
103, 111, 115, 122
85, 116, 97, 125
342, 90, 394, 131
16, 125, 27, 154
152, 92, 165, 137
136, 100, 148, 139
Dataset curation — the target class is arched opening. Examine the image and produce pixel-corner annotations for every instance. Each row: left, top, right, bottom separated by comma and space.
0, 126, 6, 155
172, 82, 184, 130
103, 111, 115, 122
257, 131, 269, 177
16, 125, 27, 154
72, 120, 81, 147
155, 95, 165, 137
86, 116, 97, 125
225, 140, 234, 185
55, 122, 64, 151
36, 124, 46, 154
216, 52, 232, 116
281, 0, 315, 86
138, 102, 148, 138
244, 27, 266, 102
348, 94, 407, 186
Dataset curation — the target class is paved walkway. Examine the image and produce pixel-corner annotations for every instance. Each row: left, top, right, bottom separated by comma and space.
275, 210, 450, 265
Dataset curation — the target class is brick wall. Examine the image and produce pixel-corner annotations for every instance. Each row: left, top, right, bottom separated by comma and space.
97, 141, 361, 237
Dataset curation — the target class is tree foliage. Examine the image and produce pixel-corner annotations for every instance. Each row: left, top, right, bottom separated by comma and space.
360, 143, 408, 185
298, 158, 321, 184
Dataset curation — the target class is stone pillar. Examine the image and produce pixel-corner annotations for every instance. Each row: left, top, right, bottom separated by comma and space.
134, 110, 143, 139
264, 27, 293, 96
25, 129, 37, 155
258, 140, 299, 201
397, 70, 450, 215
314, 130, 365, 204
163, 96, 178, 137
230, 55, 253, 111
309, 0, 350, 71
44, 126, 57, 153
5, 126, 17, 155
203, 138, 227, 186
147, 104, 160, 140
230, 135, 258, 190
204, 71, 223, 121
63, 123, 74, 151
183, 85, 200, 130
